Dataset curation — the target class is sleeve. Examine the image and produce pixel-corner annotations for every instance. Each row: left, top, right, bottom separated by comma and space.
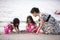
38, 14, 43, 21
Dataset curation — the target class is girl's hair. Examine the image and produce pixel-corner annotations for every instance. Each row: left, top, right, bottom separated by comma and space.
26, 16, 36, 24
13, 18, 20, 28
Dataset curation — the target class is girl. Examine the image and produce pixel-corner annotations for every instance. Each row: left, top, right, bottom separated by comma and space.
26, 16, 37, 33
13, 18, 20, 33
4, 18, 20, 34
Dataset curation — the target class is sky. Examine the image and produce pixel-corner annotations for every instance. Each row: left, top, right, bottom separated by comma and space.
0, 0, 60, 22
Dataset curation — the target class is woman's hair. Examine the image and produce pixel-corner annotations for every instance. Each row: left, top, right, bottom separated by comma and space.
26, 16, 36, 24
13, 18, 20, 28
30, 7, 40, 13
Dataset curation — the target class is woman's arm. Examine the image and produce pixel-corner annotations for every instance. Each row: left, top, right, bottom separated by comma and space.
39, 18, 44, 30
36, 17, 44, 34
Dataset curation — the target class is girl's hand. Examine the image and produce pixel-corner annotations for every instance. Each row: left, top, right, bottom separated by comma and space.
16, 30, 20, 33
15, 27, 19, 33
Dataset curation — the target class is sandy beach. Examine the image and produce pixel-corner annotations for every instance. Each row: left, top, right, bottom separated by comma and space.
0, 24, 60, 40
0, 32, 60, 40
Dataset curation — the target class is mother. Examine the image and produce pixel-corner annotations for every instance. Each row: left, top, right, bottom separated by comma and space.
30, 7, 44, 34
30, 7, 60, 34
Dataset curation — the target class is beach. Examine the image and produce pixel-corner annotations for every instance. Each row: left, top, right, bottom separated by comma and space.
0, 32, 60, 40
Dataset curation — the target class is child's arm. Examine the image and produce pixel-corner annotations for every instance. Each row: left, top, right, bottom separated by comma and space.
10, 24, 14, 32
11, 24, 19, 33
26, 24, 28, 29
14, 27, 19, 33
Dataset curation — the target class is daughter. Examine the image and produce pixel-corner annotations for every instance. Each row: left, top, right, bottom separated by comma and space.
26, 16, 37, 33
4, 18, 20, 34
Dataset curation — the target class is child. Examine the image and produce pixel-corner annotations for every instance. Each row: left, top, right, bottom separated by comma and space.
26, 16, 37, 33
4, 18, 20, 34
13, 18, 20, 33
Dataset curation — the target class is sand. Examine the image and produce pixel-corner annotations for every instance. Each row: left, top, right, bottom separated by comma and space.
0, 32, 60, 40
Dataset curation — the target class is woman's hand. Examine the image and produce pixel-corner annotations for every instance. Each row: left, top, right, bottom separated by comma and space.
36, 17, 44, 34
36, 28, 40, 34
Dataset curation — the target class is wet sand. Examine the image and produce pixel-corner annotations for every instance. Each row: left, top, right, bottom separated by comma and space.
0, 32, 60, 40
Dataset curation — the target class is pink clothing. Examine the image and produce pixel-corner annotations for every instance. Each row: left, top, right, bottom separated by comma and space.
4, 24, 9, 34
4, 23, 13, 34
26, 24, 37, 32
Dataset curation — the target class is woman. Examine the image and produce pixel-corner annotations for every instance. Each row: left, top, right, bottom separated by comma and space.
30, 7, 60, 34
30, 7, 44, 34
